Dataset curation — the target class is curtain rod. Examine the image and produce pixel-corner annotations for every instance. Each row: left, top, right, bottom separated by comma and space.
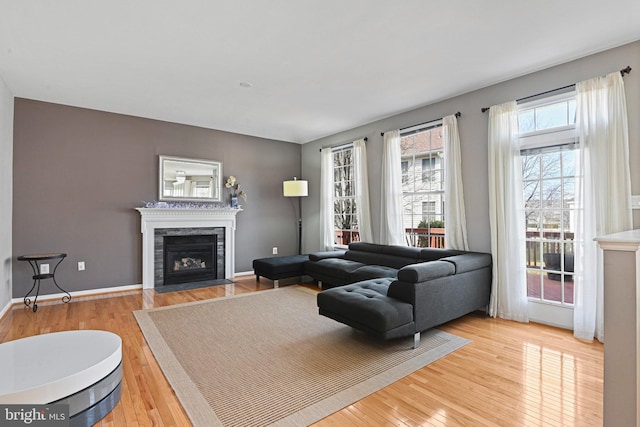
481, 65, 632, 113
319, 137, 367, 152
380, 111, 461, 137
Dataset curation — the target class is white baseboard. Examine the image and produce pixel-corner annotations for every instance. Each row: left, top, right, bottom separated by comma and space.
234, 270, 254, 277
0, 299, 11, 322
1, 276, 261, 320
9, 284, 143, 306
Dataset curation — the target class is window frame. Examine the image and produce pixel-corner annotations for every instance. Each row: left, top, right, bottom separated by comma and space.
518, 92, 577, 139
330, 143, 358, 248
400, 119, 446, 248
518, 91, 578, 307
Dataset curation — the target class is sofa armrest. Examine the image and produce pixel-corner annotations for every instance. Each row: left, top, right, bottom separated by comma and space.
387, 267, 492, 332
396, 260, 455, 283
308, 250, 346, 261
440, 253, 492, 274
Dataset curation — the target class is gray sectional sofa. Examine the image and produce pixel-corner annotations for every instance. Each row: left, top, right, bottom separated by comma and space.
305, 242, 467, 288
310, 242, 492, 347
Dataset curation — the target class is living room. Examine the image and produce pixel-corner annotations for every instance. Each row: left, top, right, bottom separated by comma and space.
1, 2, 639, 426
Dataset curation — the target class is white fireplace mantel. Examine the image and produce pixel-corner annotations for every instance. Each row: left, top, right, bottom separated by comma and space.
136, 208, 242, 288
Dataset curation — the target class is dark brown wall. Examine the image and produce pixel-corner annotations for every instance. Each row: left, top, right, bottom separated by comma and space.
12, 99, 302, 297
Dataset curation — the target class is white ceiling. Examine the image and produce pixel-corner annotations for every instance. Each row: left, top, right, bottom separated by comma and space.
1, 1, 638, 144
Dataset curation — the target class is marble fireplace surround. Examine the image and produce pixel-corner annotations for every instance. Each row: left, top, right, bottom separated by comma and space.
136, 208, 241, 289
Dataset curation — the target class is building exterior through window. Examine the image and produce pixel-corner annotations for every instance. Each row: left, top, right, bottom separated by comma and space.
400, 122, 445, 248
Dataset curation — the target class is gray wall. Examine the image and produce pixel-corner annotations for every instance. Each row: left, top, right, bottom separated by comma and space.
301, 41, 640, 254
0, 76, 13, 310
12, 99, 302, 298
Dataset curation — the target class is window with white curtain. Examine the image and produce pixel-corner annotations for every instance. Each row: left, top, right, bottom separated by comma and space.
519, 92, 578, 309
331, 144, 359, 247
401, 121, 445, 248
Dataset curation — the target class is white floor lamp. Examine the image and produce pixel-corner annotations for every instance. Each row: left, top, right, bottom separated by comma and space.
283, 177, 308, 255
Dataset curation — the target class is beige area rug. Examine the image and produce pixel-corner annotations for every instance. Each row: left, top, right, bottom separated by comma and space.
134, 286, 470, 427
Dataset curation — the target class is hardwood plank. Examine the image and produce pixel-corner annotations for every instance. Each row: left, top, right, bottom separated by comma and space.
0, 277, 603, 426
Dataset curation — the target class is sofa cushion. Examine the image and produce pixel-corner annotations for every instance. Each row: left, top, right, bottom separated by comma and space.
308, 250, 346, 261
397, 260, 456, 282
347, 242, 386, 253
380, 245, 424, 259
440, 253, 492, 273
350, 265, 398, 282
304, 258, 365, 282
348, 242, 423, 259
345, 242, 422, 269
317, 278, 413, 333
419, 248, 465, 262
344, 251, 417, 269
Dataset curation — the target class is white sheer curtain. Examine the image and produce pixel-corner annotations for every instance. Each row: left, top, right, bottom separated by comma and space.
320, 147, 334, 250
574, 71, 632, 342
380, 130, 405, 245
353, 138, 373, 242
488, 101, 529, 322
443, 114, 469, 250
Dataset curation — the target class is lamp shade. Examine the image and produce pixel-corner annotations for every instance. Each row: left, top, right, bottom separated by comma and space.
283, 178, 308, 197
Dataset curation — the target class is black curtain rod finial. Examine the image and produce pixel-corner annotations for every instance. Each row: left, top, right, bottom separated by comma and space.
381, 112, 461, 136
319, 136, 367, 152
482, 65, 631, 113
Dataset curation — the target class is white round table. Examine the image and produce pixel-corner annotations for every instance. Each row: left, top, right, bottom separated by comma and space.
0, 330, 122, 426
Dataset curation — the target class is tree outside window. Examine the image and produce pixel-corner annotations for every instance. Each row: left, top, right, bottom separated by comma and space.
519, 96, 578, 306
332, 145, 359, 246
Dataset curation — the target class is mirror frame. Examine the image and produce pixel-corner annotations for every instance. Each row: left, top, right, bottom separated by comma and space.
158, 155, 223, 202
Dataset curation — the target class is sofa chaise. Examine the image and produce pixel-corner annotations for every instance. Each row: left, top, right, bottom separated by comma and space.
312, 242, 492, 347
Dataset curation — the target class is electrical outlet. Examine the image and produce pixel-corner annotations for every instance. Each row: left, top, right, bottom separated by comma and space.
272, 247, 278, 255
40, 264, 50, 274
78, 261, 85, 271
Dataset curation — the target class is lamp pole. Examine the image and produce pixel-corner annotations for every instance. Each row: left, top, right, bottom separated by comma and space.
296, 212, 303, 255
283, 177, 309, 255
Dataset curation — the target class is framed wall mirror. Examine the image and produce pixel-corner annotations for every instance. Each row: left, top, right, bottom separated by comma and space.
159, 155, 222, 202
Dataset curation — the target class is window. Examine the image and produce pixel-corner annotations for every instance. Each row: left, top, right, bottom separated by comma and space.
401, 122, 445, 248
519, 93, 578, 307
422, 201, 436, 219
421, 157, 438, 182
519, 97, 576, 134
194, 180, 213, 198
331, 145, 359, 247
401, 161, 409, 184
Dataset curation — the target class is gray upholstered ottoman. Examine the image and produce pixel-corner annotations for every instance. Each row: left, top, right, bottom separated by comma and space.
252, 254, 309, 288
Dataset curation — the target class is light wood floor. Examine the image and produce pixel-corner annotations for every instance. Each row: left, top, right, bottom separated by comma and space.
0, 277, 603, 426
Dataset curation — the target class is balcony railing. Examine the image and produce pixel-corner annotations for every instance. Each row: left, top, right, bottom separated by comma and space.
333, 229, 573, 257
334, 230, 361, 246
405, 228, 445, 248
333, 228, 446, 248
525, 231, 574, 268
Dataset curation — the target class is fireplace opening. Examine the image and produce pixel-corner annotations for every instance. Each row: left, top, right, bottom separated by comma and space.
163, 234, 217, 285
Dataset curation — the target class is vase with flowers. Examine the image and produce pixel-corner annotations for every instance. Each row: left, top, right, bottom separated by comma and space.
225, 176, 247, 208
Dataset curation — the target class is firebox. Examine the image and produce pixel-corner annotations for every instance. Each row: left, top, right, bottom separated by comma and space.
163, 234, 217, 285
